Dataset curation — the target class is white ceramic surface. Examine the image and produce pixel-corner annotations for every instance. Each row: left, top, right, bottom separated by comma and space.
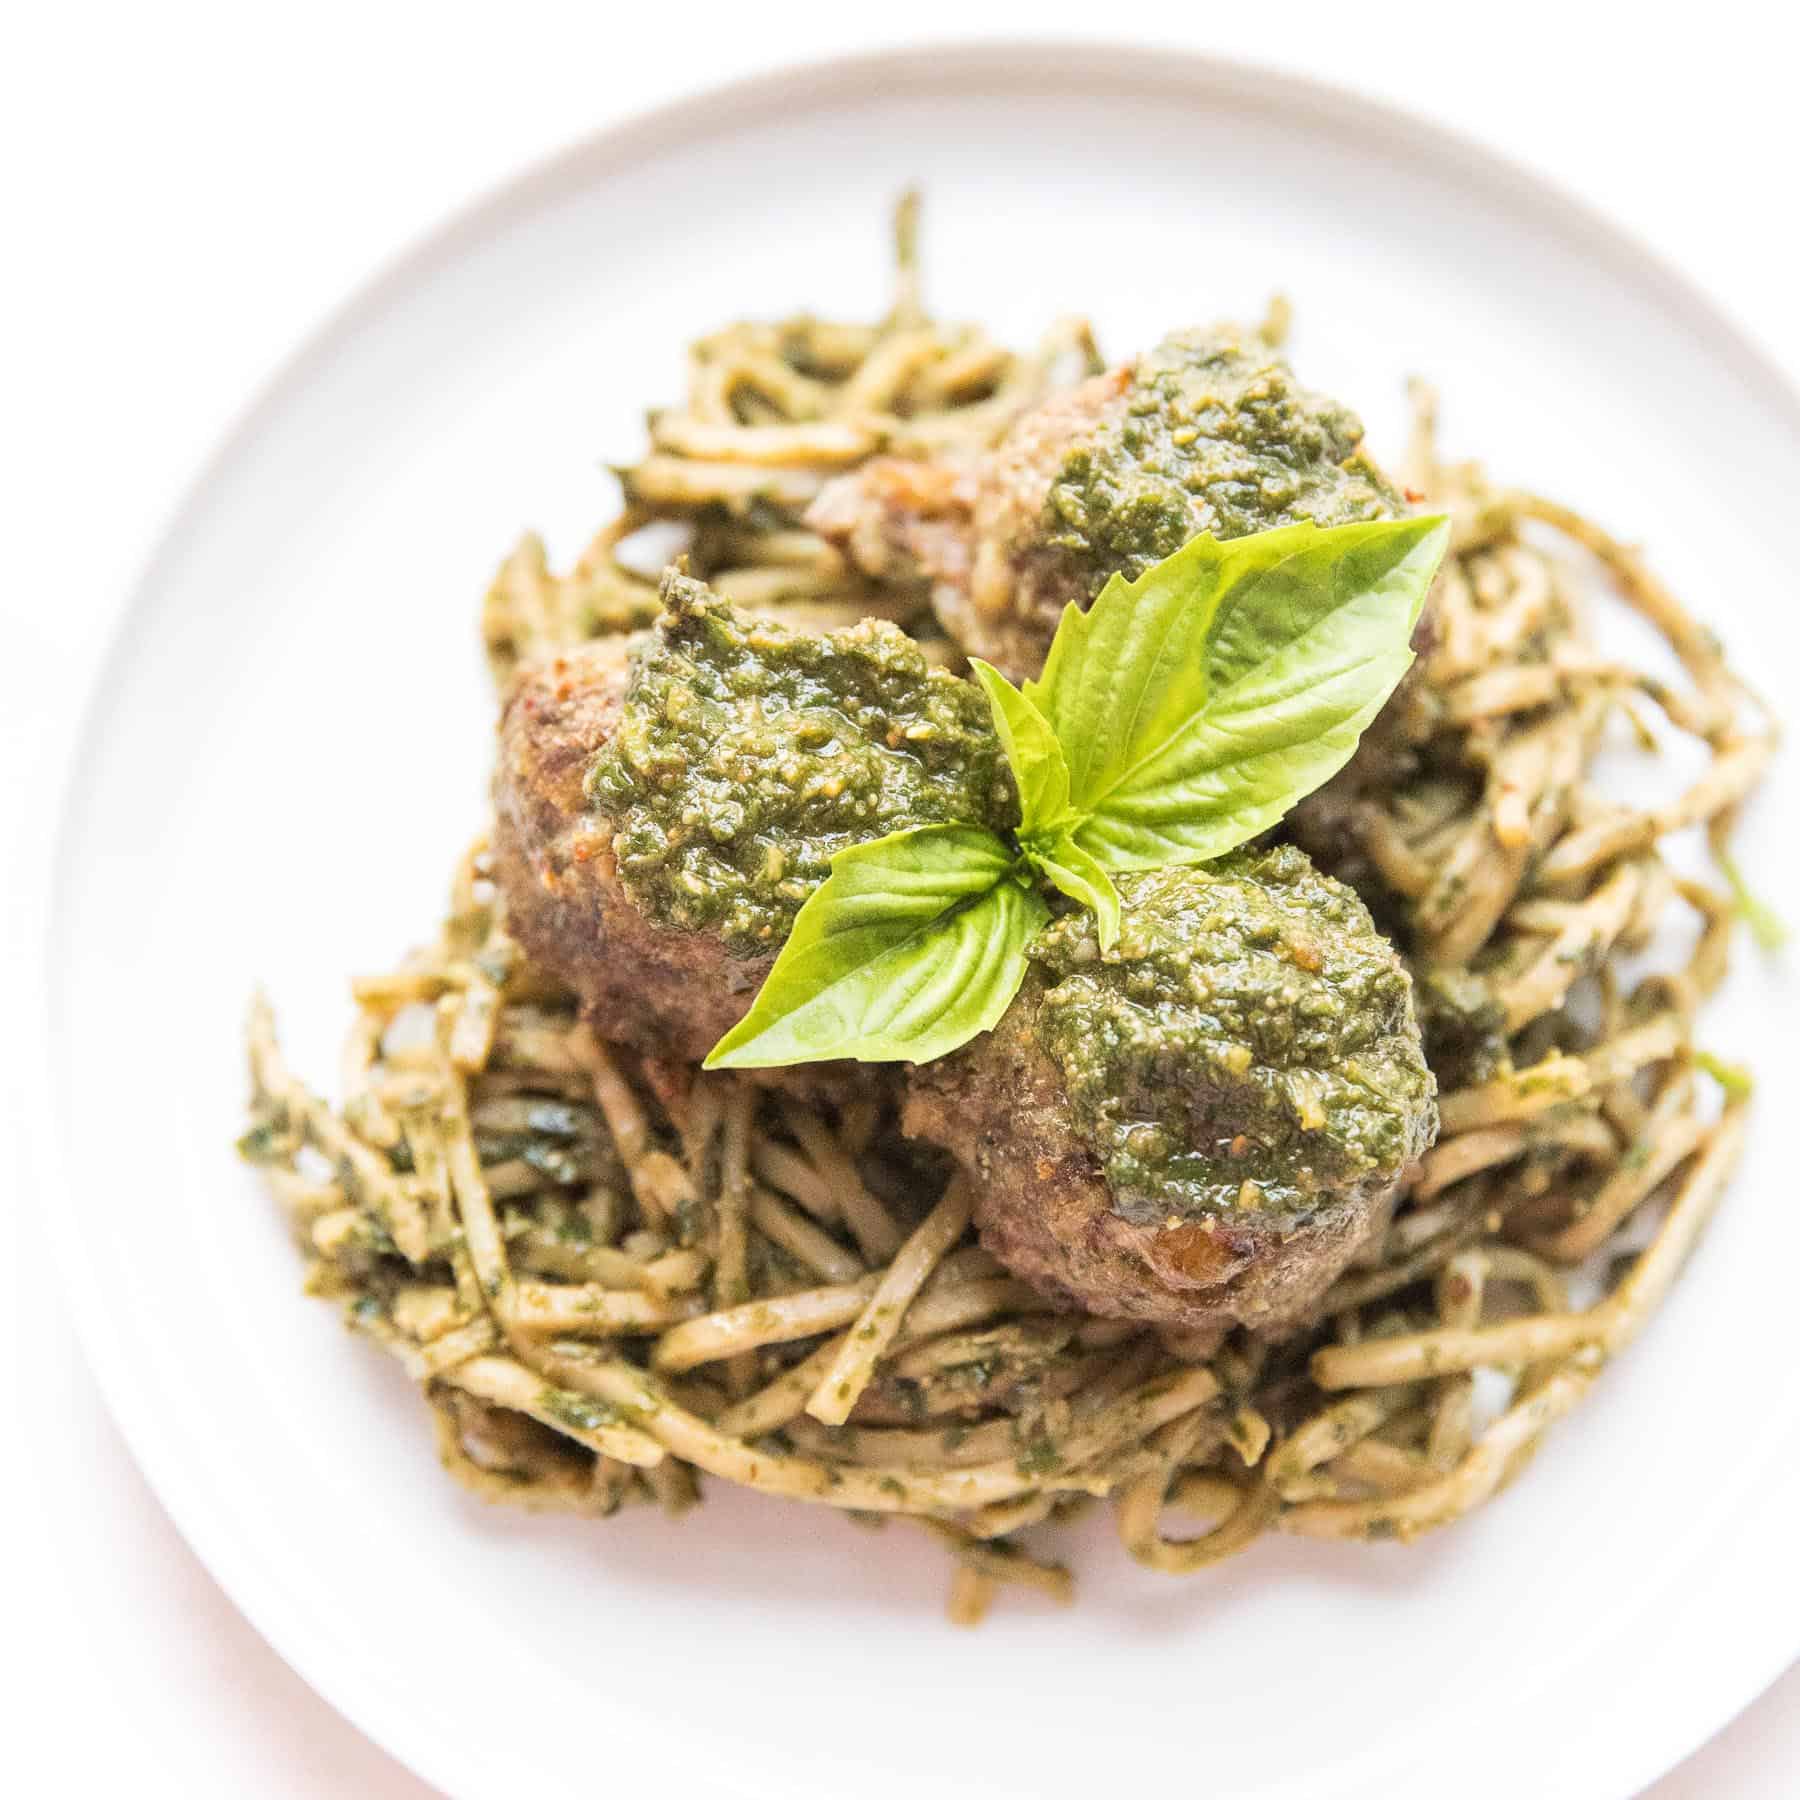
42, 44, 1800, 1800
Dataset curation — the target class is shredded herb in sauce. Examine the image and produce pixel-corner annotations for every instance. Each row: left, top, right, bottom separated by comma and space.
589, 572, 1016, 954
1043, 324, 1403, 599
1030, 845, 1437, 1224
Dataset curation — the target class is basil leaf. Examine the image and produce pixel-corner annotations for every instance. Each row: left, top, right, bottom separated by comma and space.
969, 656, 1072, 836
1028, 516, 1448, 871
704, 824, 1047, 1069
1026, 831, 1121, 951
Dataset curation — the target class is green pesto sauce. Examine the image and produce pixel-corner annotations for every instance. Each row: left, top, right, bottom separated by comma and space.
589, 573, 1015, 955
1043, 325, 1403, 598
1030, 845, 1436, 1226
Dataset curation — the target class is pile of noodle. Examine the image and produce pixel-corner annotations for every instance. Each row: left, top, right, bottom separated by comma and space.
242, 200, 1774, 1621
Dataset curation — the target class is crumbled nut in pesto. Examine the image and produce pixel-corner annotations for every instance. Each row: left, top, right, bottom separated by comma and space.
1030, 844, 1436, 1226
589, 574, 1017, 954
1043, 325, 1403, 598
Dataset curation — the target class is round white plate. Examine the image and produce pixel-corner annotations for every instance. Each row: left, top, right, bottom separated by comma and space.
42, 42, 1800, 1800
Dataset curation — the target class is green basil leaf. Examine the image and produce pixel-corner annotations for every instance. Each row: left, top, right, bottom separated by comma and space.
969, 656, 1072, 836
1027, 830, 1121, 951
704, 824, 1047, 1069
1027, 516, 1448, 871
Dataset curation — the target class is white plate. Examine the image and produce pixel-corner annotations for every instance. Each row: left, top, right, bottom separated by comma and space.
41, 42, 1800, 1800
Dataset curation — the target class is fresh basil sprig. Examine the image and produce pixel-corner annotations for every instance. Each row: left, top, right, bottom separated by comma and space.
968, 658, 1123, 950
705, 513, 1449, 1071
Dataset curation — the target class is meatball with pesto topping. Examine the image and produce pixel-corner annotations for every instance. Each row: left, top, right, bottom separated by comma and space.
809, 323, 1405, 681
903, 845, 1437, 1331
492, 569, 1014, 1062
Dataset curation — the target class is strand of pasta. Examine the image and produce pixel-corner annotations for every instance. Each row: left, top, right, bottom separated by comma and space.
805, 1178, 972, 1426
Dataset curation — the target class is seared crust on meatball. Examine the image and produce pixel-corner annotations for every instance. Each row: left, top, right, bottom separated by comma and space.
903, 851, 1437, 1332
807, 367, 1128, 679
953, 365, 1134, 673
492, 638, 773, 1062
903, 990, 1388, 1331
802, 455, 975, 593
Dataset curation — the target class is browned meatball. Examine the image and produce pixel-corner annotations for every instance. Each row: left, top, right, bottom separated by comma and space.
493, 636, 771, 1062
492, 571, 1015, 1064
810, 325, 1403, 681
801, 454, 977, 594
903, 849, 1437, 1333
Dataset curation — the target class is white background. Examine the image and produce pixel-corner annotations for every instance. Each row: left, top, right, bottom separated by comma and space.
6, 3, 1798, 1793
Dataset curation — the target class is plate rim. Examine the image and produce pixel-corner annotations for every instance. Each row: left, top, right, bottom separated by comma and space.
33, 36, 1800, 1799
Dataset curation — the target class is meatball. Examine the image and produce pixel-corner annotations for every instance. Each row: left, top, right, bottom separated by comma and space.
800, 454, 976, 594
810, 323, 1404, 681
493, 633, 760, 1062
492, 569, 1013, 1062
903, 846, 1437, 1332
